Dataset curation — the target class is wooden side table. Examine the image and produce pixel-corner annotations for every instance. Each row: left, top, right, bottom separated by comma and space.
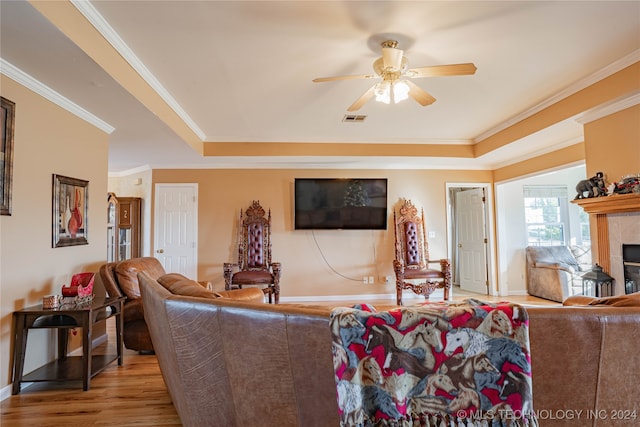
11, 296, 124, 394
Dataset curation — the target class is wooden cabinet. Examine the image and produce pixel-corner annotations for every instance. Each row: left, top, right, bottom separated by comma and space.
107, 193, 141, 262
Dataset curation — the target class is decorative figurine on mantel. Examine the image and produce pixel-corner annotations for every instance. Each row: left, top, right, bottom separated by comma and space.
611, 174, 640, 194
574, 171, 607, 199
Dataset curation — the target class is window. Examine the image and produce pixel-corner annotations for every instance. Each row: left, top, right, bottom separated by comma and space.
579, 209, 591, 244
523, 185, 569, 246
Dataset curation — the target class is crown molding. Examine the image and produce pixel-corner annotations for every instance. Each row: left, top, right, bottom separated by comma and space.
0, 58, 115, 134
476, 49, 640, 142
70, 0, 206, 141
108, 164, 152, 178
575, 90, 640, 124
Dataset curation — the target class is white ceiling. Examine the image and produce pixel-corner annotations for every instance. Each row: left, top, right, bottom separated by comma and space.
1, 1, 639, 174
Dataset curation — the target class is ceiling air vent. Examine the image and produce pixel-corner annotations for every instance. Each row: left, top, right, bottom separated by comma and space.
342, 114, 367, 123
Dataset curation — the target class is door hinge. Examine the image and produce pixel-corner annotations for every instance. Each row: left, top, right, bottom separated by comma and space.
484, 238, 488, 243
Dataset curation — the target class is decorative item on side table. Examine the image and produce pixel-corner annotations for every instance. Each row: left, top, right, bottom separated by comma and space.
61, 272, 95, 305
42, 295, 62, 309
53, 174, 89, 247
582, 264, 614, 297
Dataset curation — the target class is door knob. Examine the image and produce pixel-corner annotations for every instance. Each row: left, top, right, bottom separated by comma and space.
156, 249, 164, 253
458, 243, 463, 248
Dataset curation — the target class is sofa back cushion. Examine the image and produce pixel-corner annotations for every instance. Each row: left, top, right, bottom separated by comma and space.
588, 291, 640, 307
157, 273, 218, 299
115, 257, 166, 299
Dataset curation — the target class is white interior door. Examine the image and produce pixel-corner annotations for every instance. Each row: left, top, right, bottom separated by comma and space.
154, 183, 198, 278
456, 188, 488, 294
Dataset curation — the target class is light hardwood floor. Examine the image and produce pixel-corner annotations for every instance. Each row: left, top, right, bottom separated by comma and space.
1, 288, 557, 426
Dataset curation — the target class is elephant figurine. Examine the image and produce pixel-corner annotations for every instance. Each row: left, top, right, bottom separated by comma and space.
575, 171, 606, 199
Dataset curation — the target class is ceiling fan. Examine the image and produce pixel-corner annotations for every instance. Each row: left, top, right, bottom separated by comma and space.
312, 40, 477, 112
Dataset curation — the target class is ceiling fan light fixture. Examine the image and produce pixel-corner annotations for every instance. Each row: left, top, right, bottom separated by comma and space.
393, 80, 410, 103
381, 46, 403, 71
374, 81, 391, 104
374, 80, 410, 105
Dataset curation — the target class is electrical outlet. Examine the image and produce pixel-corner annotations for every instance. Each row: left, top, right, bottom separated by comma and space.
428, 231, 436, 238
368, 276, 374, 285
384, 275, 393, 285
362, 276, 368, 284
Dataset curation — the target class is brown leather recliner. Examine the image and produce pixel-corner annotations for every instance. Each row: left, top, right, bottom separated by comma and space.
100, 257, 264, 352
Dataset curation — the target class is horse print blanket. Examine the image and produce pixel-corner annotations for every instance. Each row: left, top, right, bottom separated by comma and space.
330, 299, 538, 427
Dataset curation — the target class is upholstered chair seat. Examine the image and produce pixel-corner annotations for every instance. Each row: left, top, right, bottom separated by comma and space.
232, 269, 275, 285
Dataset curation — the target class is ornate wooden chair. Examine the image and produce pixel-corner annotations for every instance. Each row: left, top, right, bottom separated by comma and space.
224, 201, 281, 303
393, 199, 451, 305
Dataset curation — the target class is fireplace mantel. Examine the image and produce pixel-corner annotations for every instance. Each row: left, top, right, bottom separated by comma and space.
571, 193, 640, 286
571, 192, 640, 214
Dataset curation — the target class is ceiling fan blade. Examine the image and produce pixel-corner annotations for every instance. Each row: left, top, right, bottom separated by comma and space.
347, 85, 376, 111
405, 80, 436, 106
407, 63, 477, 78
312, 73, 376, 83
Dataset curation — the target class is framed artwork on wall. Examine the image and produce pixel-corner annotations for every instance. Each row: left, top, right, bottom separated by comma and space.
53, 174, 89, 247
1, 96, 15, 216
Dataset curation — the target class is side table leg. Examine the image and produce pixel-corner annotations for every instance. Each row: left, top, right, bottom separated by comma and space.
11, 315, 28, 395
116, 303, 124, 366
58, 328, 69, 359
82, 318, 93, 391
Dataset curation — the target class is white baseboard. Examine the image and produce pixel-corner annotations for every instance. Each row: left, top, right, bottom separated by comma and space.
506, 290, 529, 296
0, 384, 14, 401
68, 332, 108, 356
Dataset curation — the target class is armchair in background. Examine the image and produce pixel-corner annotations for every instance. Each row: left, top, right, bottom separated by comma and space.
224, 200, 282, 303
525, 245, 591, 302
393, 199, 451, 306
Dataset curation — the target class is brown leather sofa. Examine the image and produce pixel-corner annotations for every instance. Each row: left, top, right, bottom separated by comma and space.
139, 271, 640, 427
100, 257, 264, 352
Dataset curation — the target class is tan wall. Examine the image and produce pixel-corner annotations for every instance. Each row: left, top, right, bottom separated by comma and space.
0, 76, 109, 390
583, 104, 640, 182
151, 168, 492, 298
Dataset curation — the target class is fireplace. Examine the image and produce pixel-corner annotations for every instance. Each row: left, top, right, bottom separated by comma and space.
623, 244, 640, 294
571, 193, 640, 295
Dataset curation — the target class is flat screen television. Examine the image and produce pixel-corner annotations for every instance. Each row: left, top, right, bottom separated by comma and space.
294, 178, 388, 230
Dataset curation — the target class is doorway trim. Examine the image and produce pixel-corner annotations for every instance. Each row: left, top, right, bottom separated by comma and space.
446, 182, 497, 296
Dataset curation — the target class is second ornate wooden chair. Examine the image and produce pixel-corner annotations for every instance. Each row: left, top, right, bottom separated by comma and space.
224, 200, 281, 303
393, 198, 451, 305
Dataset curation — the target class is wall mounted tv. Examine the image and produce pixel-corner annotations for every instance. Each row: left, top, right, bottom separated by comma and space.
294, 178, 388, 230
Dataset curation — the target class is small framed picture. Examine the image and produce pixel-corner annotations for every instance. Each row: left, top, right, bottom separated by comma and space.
1, 96, 15, 216
53, 174, 89, 247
